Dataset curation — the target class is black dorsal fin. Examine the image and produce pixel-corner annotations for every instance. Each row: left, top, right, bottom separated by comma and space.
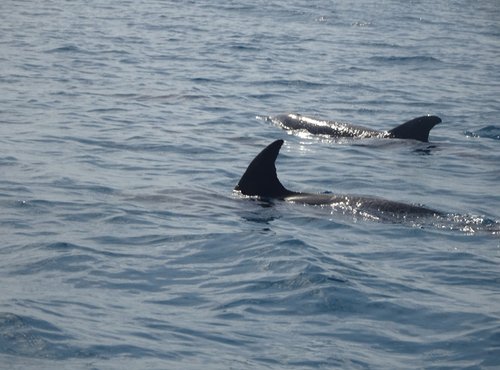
388, 115, 441, 142
235, 139, 293, 198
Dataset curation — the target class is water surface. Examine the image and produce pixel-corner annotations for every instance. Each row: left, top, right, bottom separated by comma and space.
1, 1, 499, 369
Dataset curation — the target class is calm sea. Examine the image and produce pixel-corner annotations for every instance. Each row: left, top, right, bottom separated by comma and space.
1, 1, 499, 369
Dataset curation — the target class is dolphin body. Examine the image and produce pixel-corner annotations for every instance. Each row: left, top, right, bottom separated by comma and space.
235, 140, 441, 219
272, 113, 441, 142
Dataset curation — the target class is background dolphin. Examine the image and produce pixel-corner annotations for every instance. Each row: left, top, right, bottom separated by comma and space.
235, 140, 441, 219
271, 113, 441, 142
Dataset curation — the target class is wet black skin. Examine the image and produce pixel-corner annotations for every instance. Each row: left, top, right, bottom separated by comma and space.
235, 140, 441, 218
272, 114, 441, 142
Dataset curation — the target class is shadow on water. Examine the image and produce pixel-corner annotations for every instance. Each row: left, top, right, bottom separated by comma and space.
348, 138, 442, 155
413, 144, 438, 155
235, 197, 281, 228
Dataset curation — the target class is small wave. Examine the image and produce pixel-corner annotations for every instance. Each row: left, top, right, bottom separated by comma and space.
45, 45, 83, 54
255, 79, 329, 88
86, 107, 128, 113
464, 125, 500, 140
14, 249, 98, 275
228, 43, 260, 52
0, 312, 70, 359
0, 312, 160, 361
370, 55, 442, 64
45, 45, 129, 56
0, 156, 18, 166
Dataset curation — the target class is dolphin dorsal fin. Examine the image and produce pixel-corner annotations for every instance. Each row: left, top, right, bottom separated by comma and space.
388, 115, 441, 142
235, 139, 292, 198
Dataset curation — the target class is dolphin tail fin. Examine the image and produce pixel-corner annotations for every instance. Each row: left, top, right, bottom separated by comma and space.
388, 115, 441, 142
235, 139, 292, 198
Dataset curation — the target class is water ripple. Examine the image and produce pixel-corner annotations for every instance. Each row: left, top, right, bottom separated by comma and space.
1, 0, 499, 368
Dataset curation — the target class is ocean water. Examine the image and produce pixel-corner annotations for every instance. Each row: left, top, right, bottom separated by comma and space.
1, 0, 499, 369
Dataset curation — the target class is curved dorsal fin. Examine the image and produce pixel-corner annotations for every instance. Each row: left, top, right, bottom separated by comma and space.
388, 115, 441, 142
235, 139, 292, 198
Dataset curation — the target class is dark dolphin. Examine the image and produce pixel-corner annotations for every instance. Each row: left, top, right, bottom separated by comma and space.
235, 140, 441, 219
272, 113, 441, 142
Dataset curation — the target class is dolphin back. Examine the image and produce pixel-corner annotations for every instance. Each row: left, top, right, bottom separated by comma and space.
272, 113, 441, 141
273, 114, 380, 138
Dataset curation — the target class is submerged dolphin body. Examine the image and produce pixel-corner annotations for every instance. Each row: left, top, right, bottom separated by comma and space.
272, 114, 442, 142
235, 140, 440, 219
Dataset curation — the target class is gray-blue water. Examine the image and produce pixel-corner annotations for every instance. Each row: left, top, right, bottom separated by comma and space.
1, 1, 499, 369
